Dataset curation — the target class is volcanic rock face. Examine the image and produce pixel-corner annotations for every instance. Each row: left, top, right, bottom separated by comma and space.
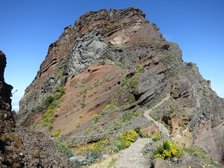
0, 51, 72, 167
18, 8, 224, 165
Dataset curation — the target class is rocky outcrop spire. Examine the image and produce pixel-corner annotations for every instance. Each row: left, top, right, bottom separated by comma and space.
0, 51, 14, 135
0, 51, 13, 111
0, 51, 6, 81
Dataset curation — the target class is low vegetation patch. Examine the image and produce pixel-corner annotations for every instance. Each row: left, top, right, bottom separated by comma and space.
121, 74, 139, 92
184, 147, 210, 160
112, 130, 138, 152
80, 139, 110, 154
54, 87, 65, 99
41, 102, 57, 130
93, 114, 100, 123
55, 142, 73, 158
73, 129, 142, 165
119, 64, 144, 93
41, 87, 65, 130
110, 122, 122, 131
75, 80, 85, 88
184, 147, 214, 162
51, 129, 61, 137
135, 64, 144, 74
44, 95, 54, 106
134, 127, 148, 138
152, 133, 161, 142
107, 157, 118, 168
184, 147, 223, 167
77, 130, 139, 155
78, 139, 110, 164
122, 110, 140, 122
103, 101, 118, 112
153, 140, 183, 160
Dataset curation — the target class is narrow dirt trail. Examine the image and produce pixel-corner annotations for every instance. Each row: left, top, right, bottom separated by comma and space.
114, 138, 149, 168
143, 95, 170, 138
113, 96, 170, 168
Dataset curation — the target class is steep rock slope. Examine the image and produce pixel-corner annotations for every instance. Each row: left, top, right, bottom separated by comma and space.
18, 8, 224, 164
0, 51, 72, 167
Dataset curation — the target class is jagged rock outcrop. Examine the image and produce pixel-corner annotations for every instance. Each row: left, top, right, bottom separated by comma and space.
18, 8, 224, 166
0, 51, 13, 111
0, 51, 72, 167
0, 51, 15, 134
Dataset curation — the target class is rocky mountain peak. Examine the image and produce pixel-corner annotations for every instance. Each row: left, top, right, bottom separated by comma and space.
17, 8, 224, 167
74, 8, 162, 45
18, 8, 166, 125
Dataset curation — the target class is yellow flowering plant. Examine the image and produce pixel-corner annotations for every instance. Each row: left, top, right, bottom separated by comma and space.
154, 140, 183, 160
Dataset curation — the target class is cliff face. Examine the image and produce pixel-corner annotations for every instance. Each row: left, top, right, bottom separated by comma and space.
0, 51, 72, 167
18, 8, 224, 165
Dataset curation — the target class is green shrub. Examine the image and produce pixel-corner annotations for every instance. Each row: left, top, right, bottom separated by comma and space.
35, 104, 44, 112
122, 110, 141, 122
134, 127, 141, 134
134, 127, 148, 138
45, 95, 54, 106
113, 130, 138, 152
153, 140, 183, 160
152, 133, 161, 142
103, 102, 118, 112
122, 111, 134, 122
86, 151, 102, 164
111, 146, 120, 153
135, 64, 144, 73
80, 102, 86, 108
52, 130, 61, 137
110, 122, 122, 131
93, 114, 99, 123
54, 87, 65, 100
76, 80, 85, 88
55, 142, 73, 158
120, 64, 145, 93
121, 74, 139, 92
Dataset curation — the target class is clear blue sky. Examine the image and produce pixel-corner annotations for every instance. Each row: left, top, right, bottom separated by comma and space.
0, 0, 223, 111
